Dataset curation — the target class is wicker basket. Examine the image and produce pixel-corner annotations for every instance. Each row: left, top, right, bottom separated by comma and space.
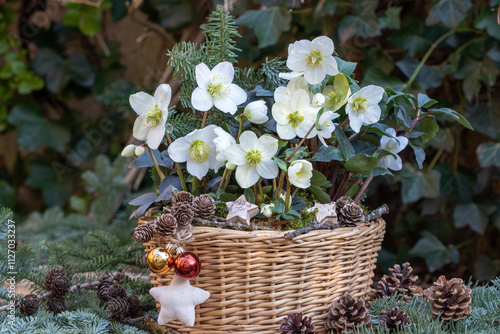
139, 218, 385, 334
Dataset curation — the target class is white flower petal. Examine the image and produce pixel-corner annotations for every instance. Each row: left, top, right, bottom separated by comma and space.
168, 137, 191, 163
146, 124, 165, 149
257, 159, 278, 179
349, 113, 364, 133
224, 144, 248, 166
154, 84, 172, 111
274, 86, 289, 103
279, 71, 303, 80
228, 84, 247, 105
272, 101, 291, 124
359, 85, 385, 104
195, 63, 211, 89
312, 36, 334, 55
186, 158, 210, 180
277, 123, 297, 140
287, 52, 307, 72
303, 66, 325, 85
212, 62, 234, 83
296, 119, 317, 138
322, 55, 339, 76
380, 136, 393, 150
363, 105, 381, 125
392, 136, 408, 154
289, 89, 311, 111
256, 135, 278, 159
214, 97, 237, 114
191, 87, 214, 111
130, 92, 154, 116
235, 164, 259, 188
133, 117, 149, 140
238, 131, 258, 151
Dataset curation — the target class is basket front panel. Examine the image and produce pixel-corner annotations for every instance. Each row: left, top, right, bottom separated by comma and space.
142, 219, 386, 333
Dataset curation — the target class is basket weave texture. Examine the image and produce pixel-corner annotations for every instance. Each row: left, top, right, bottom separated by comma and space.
139, 218, 385, 334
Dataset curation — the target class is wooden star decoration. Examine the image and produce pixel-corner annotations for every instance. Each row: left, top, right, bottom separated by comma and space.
225, 194, 259, 225
307, 202, 337, 226
149, 275, 210, 326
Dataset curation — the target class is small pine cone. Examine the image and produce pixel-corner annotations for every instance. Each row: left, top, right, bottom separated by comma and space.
156, 214, 177, 237
107, 284, 127, 299
338, 203, 365, 226
19, 294, 40, 316
172, 191, 194, 207
47, 295, 67, 314
426, 276, 472, 323
133, 224, 154, 243
51, 276, 70, 296
279, 312, 315, 334
43, 265, 66, 291
389, 262, 418, 293
193, 194, 215, 219
371, 275, 401, 300
126, 295, 142, 318
325, 294, 371, 333
171, 203, 195, 228
335, 196, 354, 215
107, 297, 130, 319
379, 307, 411, 333
97, 280, 113, 302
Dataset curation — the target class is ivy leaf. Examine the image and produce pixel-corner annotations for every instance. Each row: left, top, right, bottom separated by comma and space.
362, 67, 405, 91
344, 153, 378, 175
236, 6, 291, 48
26, 162, 74, 207
464, 102, 500, 139
338, 0, 381, 41
312, 146, 343, 162
476, 142, 500, 167
474, 5, 500, 41
399, 164, 440, 203
453, 203, 495, 234
396, 55, 443, 90
335, 57, 357, 76
7, 102, 70, 152
454, 57, 499, 102
426, 0, 472, 29
410, 231, 459, 272
379, 7, 402, 30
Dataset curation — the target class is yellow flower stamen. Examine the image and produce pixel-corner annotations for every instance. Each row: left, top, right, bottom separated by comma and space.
189, 140, 211, 162
245, 149, 262, 166
352, 97, 369, 115
288, 111, 304, 127
208, 75, 230, 99
328, 91, 341, 106
144, 104, 163, 128
305, 50, 324, 68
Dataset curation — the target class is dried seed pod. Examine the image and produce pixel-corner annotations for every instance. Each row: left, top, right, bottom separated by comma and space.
107, 284, 127, 299
133, 224, 155, 243
193, 194, 215, 219
43, 265, 66, 291
156, 214, 177, 237
171, 203, 195, 228
47, 296, 67, 314
19, 294, 40, 316
97, 280, 113, 302
51, 276, 70, 296
172, 191, 194, 206
107, 297, 130, 319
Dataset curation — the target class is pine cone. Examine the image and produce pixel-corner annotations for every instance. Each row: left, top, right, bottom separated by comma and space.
379, 307, 411, 333
19, 294, 39, 316
51, 276, 70, 296
335, 196, 354, 215
193, 194, 215, 219
325, 294, 370, 333
371, 263, 419, 300
172, 191, 194, 206
97, 280, 113, 302
338, 203, 364, 226
108, 284, 127, 299
126, 295, 142, 318
389, 262, 418, 292
43, 265, 66, 291
279, 312, 315, 334
171, 203, 195, 228
107, 297, 130, 319
47, 295, 67, 314
426, 276, 472, 323
156, 214, 177, 237
133, 224, 154, 243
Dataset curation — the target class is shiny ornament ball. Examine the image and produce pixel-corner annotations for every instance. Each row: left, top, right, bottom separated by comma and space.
174, 252, 201, 280
147, 247, 175, 274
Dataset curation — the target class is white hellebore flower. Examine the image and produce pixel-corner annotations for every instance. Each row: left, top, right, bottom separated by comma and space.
272, 89, 320, 140
261, 204, 274, 217
135, 146, 146, 156
312, 93, 326, 107
274, 76, 310, 103
286, 36, 339, 85
346, 85, 385, 133
167, 125, 219, 180
121, 144, 136, 157
213, 127, 236, 165
288, 160, 313, 189
243, 100, 269, 124
224, 131, 279, 189
377, 128, 408, 171
316, 111, 340, 146
130, 84, 172, 149
191, 62, 247, 115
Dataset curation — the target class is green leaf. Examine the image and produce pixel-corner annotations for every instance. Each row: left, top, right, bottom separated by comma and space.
236, 6, 291, 48
312, 146, 342, 162
378, 6, 402, 30
344, 153, 378, 175
219, 193, 237, 202
244, 188, 255, 204
310, 170, 327, 187
26, 162, 73, 207
426, 0, 472, 29
418, 117, 439, 142
362, 67, 405, 91
337, 0, 381, 41
430, 107, 473, 130
464, 102, 499, 139
396, 55, 443, 90
453, 203, 494, 234
410, 231, 459, 272
308, 185, 331, 204
79, 11, 101, 36
400, 164, 441, 203
334, 127, 355, 160
476, 142, 500, 167
273, 197, 285, 213
409, 142, 425, 169
454, 57, 499, 102
67, 53, 95, 87
335, 57, 357, 76
475, 6, 500, 41
273, 157, 288, 172
417, 93, 438, 108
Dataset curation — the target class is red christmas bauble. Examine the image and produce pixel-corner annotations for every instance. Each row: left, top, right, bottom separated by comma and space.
174, 252, 201, 280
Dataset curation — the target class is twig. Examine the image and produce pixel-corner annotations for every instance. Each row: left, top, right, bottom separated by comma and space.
285, 124, 316, 163
353, 176, 373, 203
364, 204, 389, 222
121, 313, 152, 324
192, 217, 272, 231
284, 221, 340, 240
0, 270, 125, 312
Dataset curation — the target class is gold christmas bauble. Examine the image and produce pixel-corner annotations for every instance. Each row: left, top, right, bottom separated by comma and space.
146, 247, 175, 274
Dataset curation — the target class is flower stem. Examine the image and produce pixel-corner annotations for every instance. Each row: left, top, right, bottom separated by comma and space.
354, 176, 373, 203
148, 147, 165, 181
237, 115, 243, 143
223, 169, 232, 192
284, 177, 291, 212
201, 111, 208, 129
275, 170, 286, 200
257, 178, 265, 203
253, 184, 259, 205
217, 168, 228, 192
165, 131, 187, 191
285, 123, 316, 163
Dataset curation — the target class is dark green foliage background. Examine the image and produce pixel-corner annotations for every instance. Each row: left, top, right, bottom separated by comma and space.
1, 0, 500, 290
